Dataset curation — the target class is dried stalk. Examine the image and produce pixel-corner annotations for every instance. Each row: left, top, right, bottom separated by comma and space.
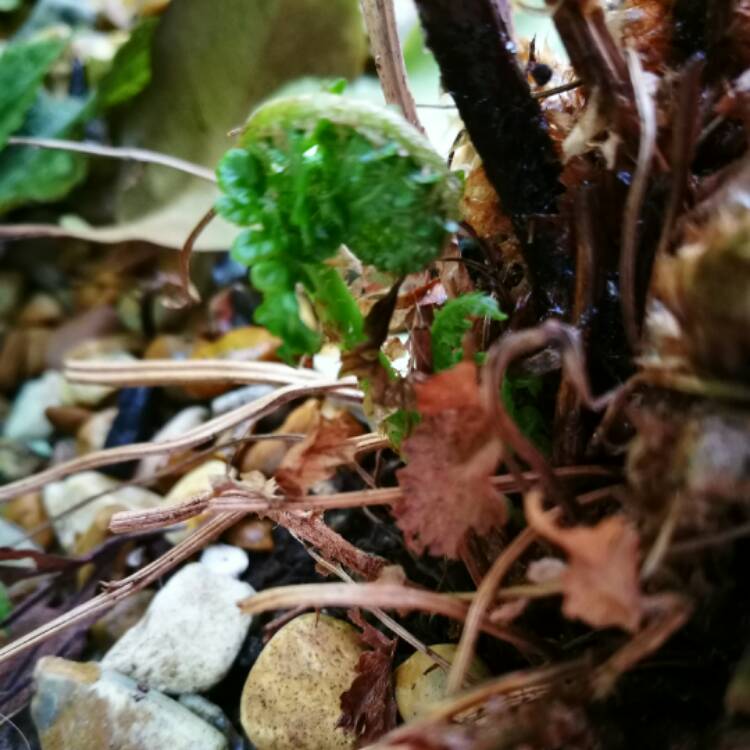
109, 464, 617, 534
64, 358, 355, 388
7, 136, 216, 182
0, 379, 356, 501
359, 0, 423, 132
237, 582, 540, 655
0, 512, 244, 668
446, 525, 539, 694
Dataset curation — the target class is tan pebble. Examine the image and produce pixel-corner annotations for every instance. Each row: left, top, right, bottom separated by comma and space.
226, 518, 274, 552
4, 492, 53, 548
395, 644, 490, 721
240, 398, 320, 475
241, 613, 363, 750
143, 334, 194, 360
76, 407, 118, 453
45, 405, 93, 435
163, 459, 235, 544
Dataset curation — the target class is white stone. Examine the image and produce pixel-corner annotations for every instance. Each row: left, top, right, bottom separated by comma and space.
3, 371, 65, 441
31, 657, 227, 750
43, 471, 162, 552
102, 563, 254, 694
200, 544, 249, 578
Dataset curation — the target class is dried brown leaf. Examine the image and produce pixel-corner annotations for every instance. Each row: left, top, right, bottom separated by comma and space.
525, 492, 643, 632
339, 609, 398, 746
275, 412, 364, 495
395, 363, 507, 558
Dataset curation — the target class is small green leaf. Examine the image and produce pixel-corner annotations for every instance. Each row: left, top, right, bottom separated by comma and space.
0, 34, 67, 148
254, 291, 321, 362
431, 293, 506, 372
0, 92, 88, 213
96, 18, 158, 109
303, 263, 364, 349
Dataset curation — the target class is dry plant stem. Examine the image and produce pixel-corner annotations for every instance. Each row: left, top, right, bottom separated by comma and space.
620, 48, 658, 349
175, 207, 216, 306
0, 224, 90, 240
263, 510, 386, 579
64, 358, 363, 399
6, 136, 217, 182
0, 378, 356, 501
446, 524, 539, 694
306, 548, 455, 675
359, 0, 423, 132
109, 464, 617, 534
0, 511, 244, 668
371, 659, 588, 749
238, 582, 540, 655
483, 321, 613, 516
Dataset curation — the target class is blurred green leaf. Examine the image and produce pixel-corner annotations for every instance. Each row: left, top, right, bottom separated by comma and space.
0, 582, 10, 622
0, 91, 88, 213
431, 293, 506, 372
96, 17, 158, 109
0, 0, 21, 12
0, 34, 67, 148
501, 374, 551, 453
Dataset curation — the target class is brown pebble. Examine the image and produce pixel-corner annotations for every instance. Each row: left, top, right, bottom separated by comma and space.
4, 492, 54, 549
226, 518, 275, 552
45, 405, 93, 435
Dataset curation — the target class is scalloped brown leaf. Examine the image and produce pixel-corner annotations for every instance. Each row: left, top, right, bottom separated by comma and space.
338, 610, 398, 746
394, 362, 507, 558
525, 492, 643, 632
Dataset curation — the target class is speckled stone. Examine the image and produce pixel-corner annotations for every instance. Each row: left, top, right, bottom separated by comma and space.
395, 644, 490, 721
240, 613, 364, 750
31, 656, 227, 750
102, 563, 254, 694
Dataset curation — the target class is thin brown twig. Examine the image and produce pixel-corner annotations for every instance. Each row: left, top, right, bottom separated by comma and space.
173, 207, 216, 307
237, 581, 541, 655
359, 0, 423, 132
0, 379, 357, 501
446, 523, 540, 694
0, 511, 244, 668
6, 136, 217, 182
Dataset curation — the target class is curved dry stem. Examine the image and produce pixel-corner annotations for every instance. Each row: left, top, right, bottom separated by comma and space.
483, 320, 613, 517
0, 378, 356, 501
7, 136, 217, 182
238, 582, 539, 655
0, 512, 244, 668
172, 207, 216, 308
446, 523, 539, 694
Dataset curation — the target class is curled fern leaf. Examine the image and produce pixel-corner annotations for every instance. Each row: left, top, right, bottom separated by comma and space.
216, 94, 460, 358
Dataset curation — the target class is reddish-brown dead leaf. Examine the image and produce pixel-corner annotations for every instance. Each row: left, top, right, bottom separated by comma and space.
339, 609, 398, 746
394, 363, 507, 558
275, 412, 363, 496
525, 492, 643, 632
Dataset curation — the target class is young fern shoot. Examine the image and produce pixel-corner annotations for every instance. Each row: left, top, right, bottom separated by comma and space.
215, 94, 460, 360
